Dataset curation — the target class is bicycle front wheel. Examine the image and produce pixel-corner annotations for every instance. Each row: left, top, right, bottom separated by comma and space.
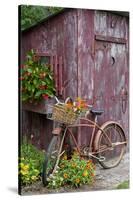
96, 121, 127, 169
42, 135, 62, 186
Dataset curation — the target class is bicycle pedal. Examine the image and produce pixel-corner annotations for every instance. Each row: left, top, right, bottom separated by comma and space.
99, 156, 105, 162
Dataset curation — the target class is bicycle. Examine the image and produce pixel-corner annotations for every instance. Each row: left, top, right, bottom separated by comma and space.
42, 96, 127, 186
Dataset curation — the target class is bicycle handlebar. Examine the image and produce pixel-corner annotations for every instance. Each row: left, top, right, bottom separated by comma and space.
54, 96, 73, 105
54, 96, 93, 109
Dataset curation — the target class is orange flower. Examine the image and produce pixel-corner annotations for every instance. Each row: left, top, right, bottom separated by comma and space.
66, 102, 73, 108
63, 173, 68, 179
86, 164, 90, 169
87, 159, 92, 164
90, 172, 95, 177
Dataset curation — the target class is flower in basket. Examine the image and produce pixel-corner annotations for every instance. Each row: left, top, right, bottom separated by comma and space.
66, 97, 88, 114
20, 49, 55, 103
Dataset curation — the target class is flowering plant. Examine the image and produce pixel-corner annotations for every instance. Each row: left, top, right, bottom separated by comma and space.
47, 151, 95, 189
20, 49, 55, 103
66, 97, 88, 114
19, 140, 44, 185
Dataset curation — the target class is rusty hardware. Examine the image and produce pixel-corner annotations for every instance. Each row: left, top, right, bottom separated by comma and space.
120, 87, 128, 114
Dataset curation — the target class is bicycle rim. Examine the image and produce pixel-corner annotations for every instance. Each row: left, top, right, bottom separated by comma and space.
97, 123, 126, 168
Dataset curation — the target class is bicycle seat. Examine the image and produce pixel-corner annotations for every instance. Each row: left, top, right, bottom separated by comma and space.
90, 109, 104, 116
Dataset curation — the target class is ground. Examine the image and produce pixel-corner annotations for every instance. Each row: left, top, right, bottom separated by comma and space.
21, 153, 129, 195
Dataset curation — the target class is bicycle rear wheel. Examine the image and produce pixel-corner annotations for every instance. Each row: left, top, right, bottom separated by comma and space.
96, 121, 127, 168
42, 135, 62, 186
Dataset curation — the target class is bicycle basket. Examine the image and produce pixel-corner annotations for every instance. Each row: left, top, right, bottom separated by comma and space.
47, 104, 79, 124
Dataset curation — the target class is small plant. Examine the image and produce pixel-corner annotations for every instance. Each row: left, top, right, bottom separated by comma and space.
47, 151, 95, 189
20, 49, 55, 103
19, 157, 40, 185
19, 139, 44, 185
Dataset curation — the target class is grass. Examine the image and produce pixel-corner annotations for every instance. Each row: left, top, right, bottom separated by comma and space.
116, 180, 129, 189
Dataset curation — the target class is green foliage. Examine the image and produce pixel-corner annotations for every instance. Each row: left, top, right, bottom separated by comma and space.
19, 139, 44, 185
20, 5, 63, 30
20, 49, 55, 103
47, 152, 95, 189
116, 180, 129, 189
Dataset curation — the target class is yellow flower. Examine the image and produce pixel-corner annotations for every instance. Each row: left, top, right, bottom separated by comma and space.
23, 164, 29, 170
72, 163, 76, 168
20, 170, 28, 175
31, 176, 37, 180
20, 163, 24, 168
63, 173, 68, 179
75, 178, 80, 183
60, 164, 65, 168
63, 155, 67, 160
83, 170, 88, 177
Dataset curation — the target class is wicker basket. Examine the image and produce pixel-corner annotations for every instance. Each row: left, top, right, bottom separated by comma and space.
47, 104, 79, 124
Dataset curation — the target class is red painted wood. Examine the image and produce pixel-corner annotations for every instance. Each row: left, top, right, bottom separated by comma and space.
53, 55, 58, 95
77, 9, 95, 146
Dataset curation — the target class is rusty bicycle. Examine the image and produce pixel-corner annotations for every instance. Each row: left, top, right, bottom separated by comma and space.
42, 96, 127, 186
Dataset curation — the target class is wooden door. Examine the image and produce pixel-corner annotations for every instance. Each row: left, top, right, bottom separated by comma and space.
94, 38, 129, 135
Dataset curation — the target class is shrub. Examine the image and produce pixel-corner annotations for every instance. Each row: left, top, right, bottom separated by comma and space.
19, 140, 44, 185
47, 152, 95, 189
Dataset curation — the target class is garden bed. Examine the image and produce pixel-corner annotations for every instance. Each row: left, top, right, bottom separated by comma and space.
20, 153, 129, 195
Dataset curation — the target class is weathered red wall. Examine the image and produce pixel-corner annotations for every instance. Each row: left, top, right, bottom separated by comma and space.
21, 9, 129, 150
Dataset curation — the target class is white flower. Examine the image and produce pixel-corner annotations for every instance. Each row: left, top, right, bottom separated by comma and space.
60, 177, 63, 181
74, 108, 77, 112
73, 102, 76, 106
49, 174, 53, 178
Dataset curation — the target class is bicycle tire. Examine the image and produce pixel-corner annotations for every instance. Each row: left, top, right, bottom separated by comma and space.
42, 135, 62, 186
95, 121, 127, 169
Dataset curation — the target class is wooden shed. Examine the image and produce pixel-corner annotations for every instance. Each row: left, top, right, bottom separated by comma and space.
20, 8, 129, 150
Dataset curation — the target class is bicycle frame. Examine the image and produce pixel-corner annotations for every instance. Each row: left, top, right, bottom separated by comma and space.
53, 114, 114, 162
51, 96, 126, 163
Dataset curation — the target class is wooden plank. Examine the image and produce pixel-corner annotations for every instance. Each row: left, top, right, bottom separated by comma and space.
95, 34, 127, 44
50, 55, 54, 72
22, 98, 55, 114
58, 56, 63, 95
53, 55, 58, 95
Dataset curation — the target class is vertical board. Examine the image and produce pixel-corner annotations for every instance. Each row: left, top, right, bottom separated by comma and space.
77, 9, 95, 146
